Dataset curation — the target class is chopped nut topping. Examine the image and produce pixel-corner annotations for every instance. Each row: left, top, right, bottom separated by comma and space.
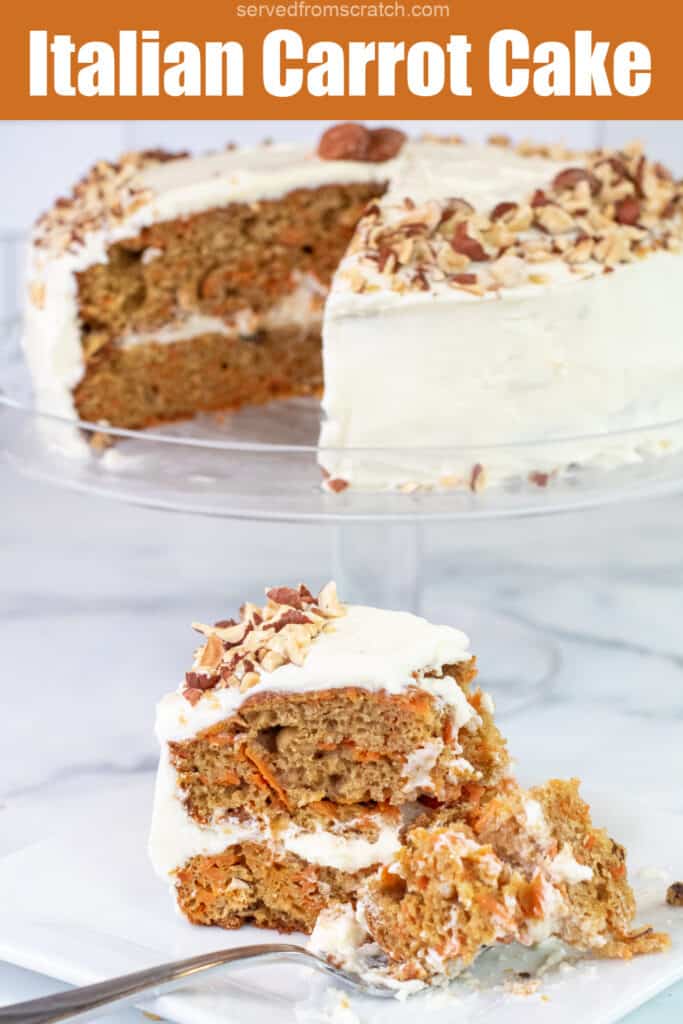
317, 123, 405, 163
198, 633, 224, 670
324, 476, 350, 493
615, 196, 641, 226
470, 463, 488, 493
451, 221, 489, 262
336, 140, 682, 302
318, 580, 345, 617
33, 148, 188, 257
490, 201, 518, 222
451, 272, 478, 286
565, 237, 594, 264
535, 204, 575, 235
552, 167, 599, 196
181, 583, 347, 703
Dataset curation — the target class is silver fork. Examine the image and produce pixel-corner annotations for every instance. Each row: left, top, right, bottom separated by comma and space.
0, 943, 394, 1023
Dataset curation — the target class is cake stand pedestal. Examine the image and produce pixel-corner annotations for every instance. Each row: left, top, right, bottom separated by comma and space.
2, 317, 682, 715
332, 519, 559, 714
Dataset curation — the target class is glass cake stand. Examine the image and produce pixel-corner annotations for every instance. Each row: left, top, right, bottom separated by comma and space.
3, 314, 683, 713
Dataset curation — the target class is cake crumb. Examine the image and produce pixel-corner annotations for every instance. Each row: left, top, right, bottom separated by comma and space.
666, 882, 683, 906
504, 973, 542, 997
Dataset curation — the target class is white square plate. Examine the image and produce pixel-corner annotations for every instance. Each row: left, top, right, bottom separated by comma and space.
0, 777, 682, 1024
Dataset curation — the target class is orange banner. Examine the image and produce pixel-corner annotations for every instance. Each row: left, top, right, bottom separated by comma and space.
2, 0, 682, 118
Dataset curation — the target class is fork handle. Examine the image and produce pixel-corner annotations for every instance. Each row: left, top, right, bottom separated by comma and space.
0, 943, 309, 1024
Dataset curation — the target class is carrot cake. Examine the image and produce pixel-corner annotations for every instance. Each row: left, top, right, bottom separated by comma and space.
24, 126, 683, 490
149, 581, 508, 934
150, 583, 668, 992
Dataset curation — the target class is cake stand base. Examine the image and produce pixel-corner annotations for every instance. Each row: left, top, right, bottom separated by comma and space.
333, 521, 559, 716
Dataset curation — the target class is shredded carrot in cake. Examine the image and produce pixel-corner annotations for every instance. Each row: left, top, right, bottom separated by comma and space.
243, 747, 291, 809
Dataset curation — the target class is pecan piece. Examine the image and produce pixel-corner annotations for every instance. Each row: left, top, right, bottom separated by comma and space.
185, 670, 217, 691
440, 197, 475, 221
451, 221, 488, 262
326, 477, 350, 493
273, 609, 313, 631
552, 167, 600, 196
451, 272, 478, 285
596, 155, 628, 180
531, 189, 550, 208
491, 201, 518, 222
615, 196, 641, 226
470, 463, 488, 492
266, 586, 303, 608
318, 122, 371, 161
182, 687, 204, 706
367, 127, 406, 162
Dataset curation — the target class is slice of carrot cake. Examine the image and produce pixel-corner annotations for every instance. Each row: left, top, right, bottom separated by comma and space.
150, 583, 668, 989
149, 582, 508, 934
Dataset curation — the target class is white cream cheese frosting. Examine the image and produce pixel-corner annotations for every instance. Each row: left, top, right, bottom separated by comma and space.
319, 140, 683, 490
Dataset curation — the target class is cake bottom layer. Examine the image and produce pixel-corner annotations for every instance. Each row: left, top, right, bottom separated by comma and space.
73, 325, 323, 429
175, 840, 370, 934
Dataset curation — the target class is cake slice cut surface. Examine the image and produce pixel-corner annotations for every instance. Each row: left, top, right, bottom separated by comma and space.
311, 777, 670, 989
150, 582, 668, 991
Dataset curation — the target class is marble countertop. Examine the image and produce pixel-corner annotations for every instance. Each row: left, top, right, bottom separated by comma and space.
1, 466, 682, 1022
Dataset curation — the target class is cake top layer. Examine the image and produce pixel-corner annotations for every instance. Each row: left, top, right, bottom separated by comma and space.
32, 126, 682, 301
155, 582, 473, 743
328, 137, 683, 315
31, 138, 402, 261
